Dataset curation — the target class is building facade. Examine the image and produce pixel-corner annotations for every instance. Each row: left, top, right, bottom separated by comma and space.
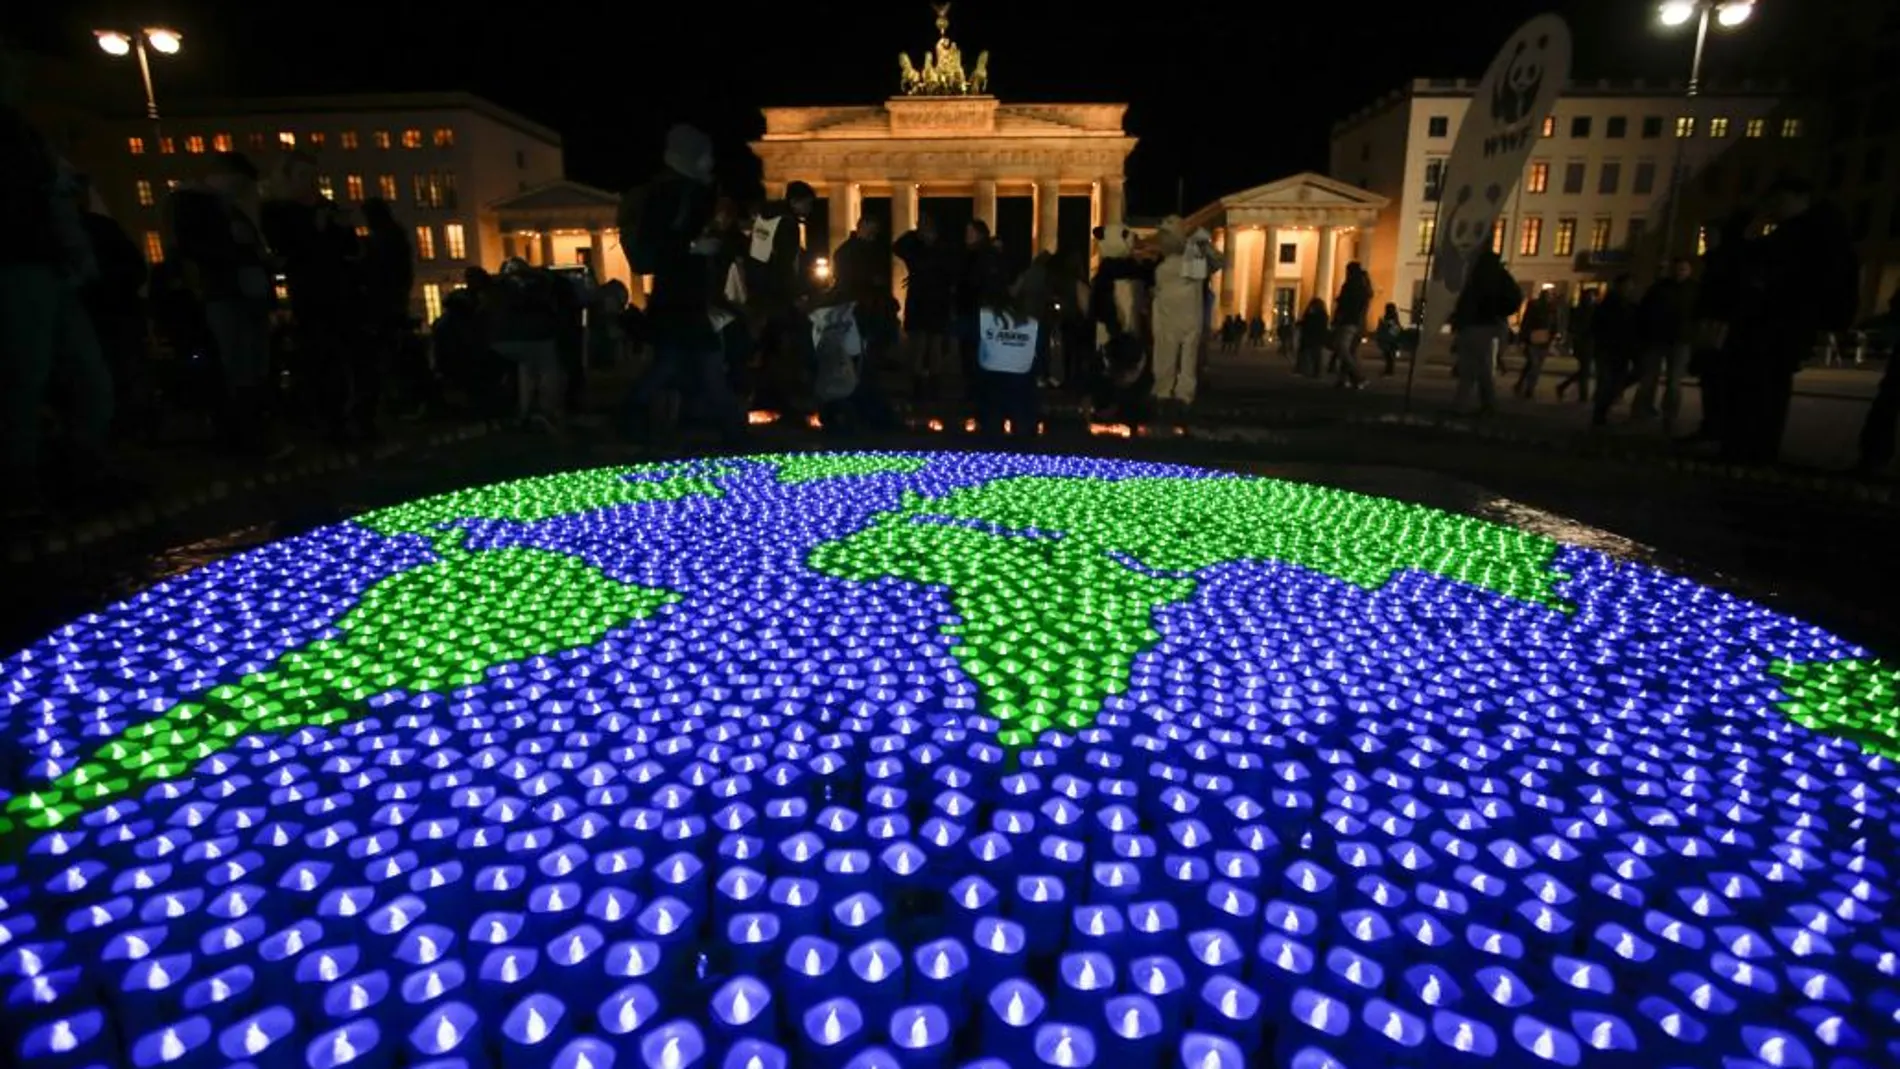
1180, 173, 1387, 327
104, 92, 563, 320
1330, 78, 1807, 317
1812, 3, 1900, 318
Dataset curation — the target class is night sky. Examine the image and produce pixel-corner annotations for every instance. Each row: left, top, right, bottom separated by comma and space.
14, 0, 1809, 213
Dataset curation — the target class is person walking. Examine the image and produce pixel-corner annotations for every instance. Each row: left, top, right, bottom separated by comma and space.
1514, 288, 1561, 398
1590, 275, 1641, 427
1555, 289, 1598, 403
1330, 262, 1373, 389
1633, 258, 1698, 427
1448, 250, 1522, 417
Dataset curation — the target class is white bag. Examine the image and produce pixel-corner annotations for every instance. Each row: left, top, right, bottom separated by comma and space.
978, 310, 1039, 374
749, 215, 782, 264
810, 304, 863, 402
723, 261, 748, 306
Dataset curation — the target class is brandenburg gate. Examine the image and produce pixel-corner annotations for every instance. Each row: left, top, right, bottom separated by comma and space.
750, 4, 1136, 303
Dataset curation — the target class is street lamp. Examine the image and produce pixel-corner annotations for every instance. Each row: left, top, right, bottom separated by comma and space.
95, 28, 182, 120
1656, 1, 1752, 261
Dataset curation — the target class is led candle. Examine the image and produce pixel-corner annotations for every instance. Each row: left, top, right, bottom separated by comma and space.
501, 992, 571, 1062
783, 935, 842, 1014
726, 912, 783, 976
475, 946, 538, 1012
400, 961, 467, 1010
1069, 903, 1126, 955
1510, 1014, 1581, 1066
1054, 951, 1116, 1023
1192, 975, 1263, 1055
982, 979, 1046, 1063
1178, 1031, 1246, 1069
1013, 875, 1067, 953
969, 918, 1027, 990
597, 983, 661, 1041
1098, 994, 1163, 1069
848, 939, 906, 1022
131, 1014, 217, 1069
800, 997, 866, 1068
1032, 1023, 1096, 1068
640, 1020, 706, 1069
718, 1038, 788, 1069
887, 1003, 951, 1069
322, 969, 387, 1021
830, 892, 886, 941
543, 924, 605, 1003
910, 938, 971, 1017
406, 1003, 480, 1066
550, 1036, 616, 1069
305, 1019, 382, 1069
769, 877, 822, 938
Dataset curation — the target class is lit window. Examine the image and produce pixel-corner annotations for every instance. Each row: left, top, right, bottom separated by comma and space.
434, 128, 455, 148
1675, 116, 1695, 138
318, 175, 334, 199
341, 131, 360, 150
213, 132, 233, 152
143, 232, 164, 263
185, 135, 205, 154
423, 283, 444, 322
373, 130, 392, 149
278, 131, 296, 148
1696, 225, 1709, 256
445, 222, 467, 259
346, 175, 365, 200
159, 137, 175, 154
378, 174, 398, 200
135, 179, 154, 207
1415, 218, 1436, 256
1490, 217, 1507, 255
165, 179, 179, 191
128, 136, 146, 155
1554, 218, 1577, 258
1519, 216, 1543, 257
1745, 118, 1765, 138
355, 225, 370, 239
1589, 218, 1612, 253
1527, 161, 1549, 194
309, 132, 326, 149
416, 225, 436, 260
1761, 222, 1776, 235
1780, 117, 1802, 138
1541, 115, 1556, 138
402, 129, 423, 149
1708, 117, 1730, 138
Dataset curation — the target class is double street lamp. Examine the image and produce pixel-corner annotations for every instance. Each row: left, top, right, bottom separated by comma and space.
95, 28, 182, 121
1656, 0, 1754, 261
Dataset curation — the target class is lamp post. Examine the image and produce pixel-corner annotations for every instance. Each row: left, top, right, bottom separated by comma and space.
1656, 0, 1753, 263
95, 28, 182, 121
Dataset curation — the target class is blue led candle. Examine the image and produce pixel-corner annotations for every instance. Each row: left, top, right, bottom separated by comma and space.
1429, 1010, 1497, 1058
824, 848, 875, 899
405, 1002, 481, 1068
132, 1015, 216, 1069
305, 1019, 382, 1069
1272, 988, 1352, 1065
948, 876, 999, 936
848, 939, 906, 1023
726, 912, 783, 976
968, 918, 1026, 990
1030, 1023, 1095, 1068
1055, 951, 1115, 1023
1013, 875, 1067, 954
588, 888, 641, 931
474, 946, 538, 1012
501, 992, 571, 1063
711, 975, 773, 1041
887, 1004, 952, 1069
549, 1036, 615, 1069
1068, 903, 1125, 955
719, 1038, 788, 1069
1511, 1014, 1581, 1066
115, 951, 192, 1037
714, 866, 767, 926
982, 979, 1046, 1064
597, 983, 661, 1041
321, 969, 386, 1022
1126, 901, 1179, 958
911, 938, 970, 1017
640, 1020, 706, 1069
1126, 955, 1188, 1030
19, 1010, 108, 1069
543, 924, 605, 1004
783, 935, 842, 1014
831, 892, 886, 941
1098, 995, 1162, 1069
1191, 975, 1263, 1055
400, 960, 467, 1010
768, 877, 821, 938
1183, 929, 1244, 990
801, 997, 866, 1068
1178, 1031, 1247, 1069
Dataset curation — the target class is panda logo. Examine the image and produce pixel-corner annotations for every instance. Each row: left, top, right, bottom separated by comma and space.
1491, 34, 1550, 126
1431, 182, 1505, 291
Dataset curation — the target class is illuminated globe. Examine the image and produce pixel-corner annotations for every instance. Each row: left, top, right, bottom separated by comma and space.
3, 451, 1896, 1069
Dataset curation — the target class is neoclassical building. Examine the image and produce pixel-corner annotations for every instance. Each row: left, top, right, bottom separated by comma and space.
1182, 173, 1389, 326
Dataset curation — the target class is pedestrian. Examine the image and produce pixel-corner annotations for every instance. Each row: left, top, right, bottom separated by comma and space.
1590, 275, 1640, 427
1448, 249, 1522, 417
1680, 210, 1753, 444
1555, 289, 1597, 403
1149, 216, 1220, 425
1296, 298, 1330, 379
1632, 258, 1698, 427
1514, 288, 1561, 398
1330, 262, 1373, 389
893, 213, 958, 402
975, 274, 1039, 437
1373, 302, 1403, 376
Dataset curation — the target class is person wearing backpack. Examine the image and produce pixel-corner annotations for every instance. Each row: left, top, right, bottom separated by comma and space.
1448, 249, 1522, 416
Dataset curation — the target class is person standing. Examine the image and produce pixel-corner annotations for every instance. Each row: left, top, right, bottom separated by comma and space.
357, 197, 414, 436
77, 177, 155, 439
1448, 250, 1522, 417
1555, 289, 1598, 403
261, 151, 362, 443
893, 213, 958, 402
1681, 210, 1753, 444
1149, 216, 1221, 423
1590, 275, 1641, 426
747, 179, 817, 413
975, 275, 1040, 437
1373, 302, 1403, 377
1330, 262, 1373, 389
1633, 258, 1698, 427
1295, 298, 1330, 380
1514, 288, 1561, 398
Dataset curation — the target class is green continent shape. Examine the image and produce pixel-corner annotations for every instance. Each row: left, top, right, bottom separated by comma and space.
809, 475, 1564, 741
1770, 657, 1900, 760
355, 464, 731, 538
760, 453, 929, 484
8, 543, 678, 828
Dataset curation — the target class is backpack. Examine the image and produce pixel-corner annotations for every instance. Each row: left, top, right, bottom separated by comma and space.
810, 304, 863, 402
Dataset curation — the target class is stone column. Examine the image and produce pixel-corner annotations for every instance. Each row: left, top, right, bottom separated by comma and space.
539, 231, 556, 268
587, 228, 605, 280
1035, 177, 1061, 254
973, 179, 998, 232
1216, 228, 1239, 319
1314, 225, 1337, 307
502, 232, 519, 261
1250, 226, 1276, 320
827, 181, 858, 252
891, 180, 918, 307
1101, 176, 1126, 230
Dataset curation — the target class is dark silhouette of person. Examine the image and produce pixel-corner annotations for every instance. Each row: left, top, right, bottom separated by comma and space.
357, 197, 415, 435
1681, 209, 1754, 444
894, 213, 959, 401
261, 150, 363, 443
1853, 288, 1900, 474
76, 176, 155, 440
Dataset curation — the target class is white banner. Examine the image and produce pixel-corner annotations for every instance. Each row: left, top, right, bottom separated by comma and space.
1420, 14, 1572, 341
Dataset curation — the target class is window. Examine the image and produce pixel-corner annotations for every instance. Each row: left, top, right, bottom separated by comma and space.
354, 225, 370, 240
1490, 217, 1507, 255
1527, 161, 1550, 194
1570, 116, 1591, 138
309, 132, 327, 150
1641, 116, 1663, 139
416, 225, 436, 260
128, 136, 146, 155
1744, 118, 1765, 138
1519, 216, 1543, 257
441, 171, 459, 209
1589, 218, 1613, 253
1675, 116, 1695, 138
377, 174, 397, 201
434, 128, 456, 148
1780, 117, 1802, 138
341, 131, 360, 150
159, 137, 175, 154
143, 232, 164, 263
423, 283, 444, 323
1424, 158, 1446, 201
1541, 115, 1556, 138
185, 135, 205, 154
213, 132, 233, 152
1626, 218, 1647, 248
248, 132, 267, 151
1598, 162, 1621, 195
135, 180, 154, 207
317, 175, 334, 199
165, 179, 179, 191
1606, 116, 1628, 138
445, 222, 467, 259
1278, 243, 1297, 264
1562, 161, 1586, 195
346, 174, 364, 200
1866, 145, 1887, 183
1554, 218, 1577, 258
1633, 161, 1657, 196
1697, 225, 1709, 256
373, 130, 392, 149
413, 174, 429, 208
1428, 115, 1450, 138
278, 131, 296, 149
1415, 217, 1437, 256
1708, 117, 1730, 138
401, 129, 423, 149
